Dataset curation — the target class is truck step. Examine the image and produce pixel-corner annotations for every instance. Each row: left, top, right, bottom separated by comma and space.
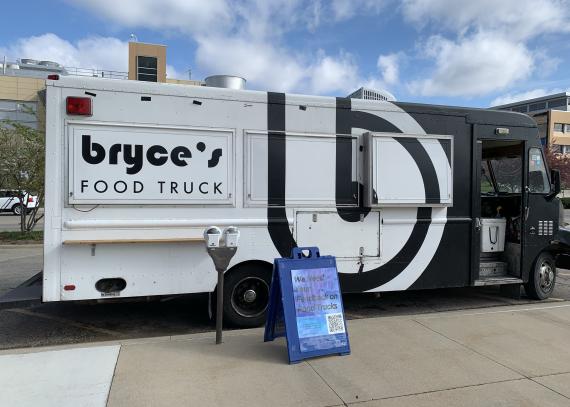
474, 277, 523, 286
479, 261, 508, 278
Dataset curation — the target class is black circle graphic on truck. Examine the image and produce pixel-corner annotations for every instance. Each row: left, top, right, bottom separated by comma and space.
266, 92, 441, 292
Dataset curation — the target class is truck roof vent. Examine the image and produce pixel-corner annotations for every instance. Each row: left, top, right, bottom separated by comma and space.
347, 87, 396, 102
39, 61, 62, 68
20, 58, 39, 65
204, 75, 246, 90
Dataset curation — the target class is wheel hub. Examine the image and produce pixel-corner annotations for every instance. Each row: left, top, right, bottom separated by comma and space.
230, 276, 270, 318
539, 262, 554, 291
243, 289, 257, 303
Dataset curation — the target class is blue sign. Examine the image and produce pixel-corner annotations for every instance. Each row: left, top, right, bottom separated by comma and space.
264, 247, 350, 364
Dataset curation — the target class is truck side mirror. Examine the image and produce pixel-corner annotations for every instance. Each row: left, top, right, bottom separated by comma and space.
549, 169, 561, 199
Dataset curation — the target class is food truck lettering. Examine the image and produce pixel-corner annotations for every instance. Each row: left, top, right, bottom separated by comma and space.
82, 135, 223, 174
70, 128, 231, 202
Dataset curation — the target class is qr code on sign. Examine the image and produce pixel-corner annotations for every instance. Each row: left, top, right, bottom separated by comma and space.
326, 313, 345, 334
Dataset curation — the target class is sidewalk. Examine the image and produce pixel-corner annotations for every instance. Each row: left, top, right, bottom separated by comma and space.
2, 302, 570, 407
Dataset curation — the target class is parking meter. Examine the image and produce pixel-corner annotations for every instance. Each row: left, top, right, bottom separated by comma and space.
204, 226, 240, 344
204, 226, 222, 248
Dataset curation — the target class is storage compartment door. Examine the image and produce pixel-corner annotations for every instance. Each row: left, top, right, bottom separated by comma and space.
295, 211, 380, 258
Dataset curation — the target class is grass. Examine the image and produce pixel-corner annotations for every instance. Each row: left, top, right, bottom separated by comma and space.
0, 230, 43, 243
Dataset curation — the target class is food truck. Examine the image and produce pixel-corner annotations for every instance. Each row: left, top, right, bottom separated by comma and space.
42, 75, 570, 327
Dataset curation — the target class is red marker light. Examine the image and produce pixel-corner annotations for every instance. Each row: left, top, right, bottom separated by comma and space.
27, 196, 33, 203
63, 284, 76, 291
47, 74, 59, 80
66, 97, 92, 116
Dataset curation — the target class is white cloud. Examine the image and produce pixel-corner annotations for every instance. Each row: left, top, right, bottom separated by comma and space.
195, 36, 306, 92
490, 88, 568, 107
377, 53, 400, 85
402, 0, 570, 40
70, 0, 232, 36
401, 0, 570, 98
195, 35, 359, 94
330, 0, 387, 21
408, 33, 533, 97
310, 51, 359, 94
166, 65, 188, 80
70, 0, 365, 94
0, 33, 128, 72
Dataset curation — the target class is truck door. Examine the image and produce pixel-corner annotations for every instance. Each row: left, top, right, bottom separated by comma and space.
522, 146, 558, 280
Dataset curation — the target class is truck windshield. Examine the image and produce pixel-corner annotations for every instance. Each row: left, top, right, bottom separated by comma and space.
489, 156, 522, 194
481, 161, 495, 194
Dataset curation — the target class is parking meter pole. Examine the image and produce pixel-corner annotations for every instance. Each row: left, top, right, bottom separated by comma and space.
204, 226, 239, 345
216, 267, 224, 344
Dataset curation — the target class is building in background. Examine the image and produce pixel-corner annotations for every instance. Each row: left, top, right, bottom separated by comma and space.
492, 93, 570, 153
0, 41, 202, 128
128, 41, 202, 86
0, 60, 62, 128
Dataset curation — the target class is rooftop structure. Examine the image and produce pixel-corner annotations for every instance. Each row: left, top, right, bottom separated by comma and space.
1, 57, 128, 80
347, 87, 396, 102
491, 92, 570, 115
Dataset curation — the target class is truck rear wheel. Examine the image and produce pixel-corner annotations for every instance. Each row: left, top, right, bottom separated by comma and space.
222, 263, 272, 328
524, 252, 556, 300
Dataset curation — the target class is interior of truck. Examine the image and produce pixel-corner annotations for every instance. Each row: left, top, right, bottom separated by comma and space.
479, 140, 524, 282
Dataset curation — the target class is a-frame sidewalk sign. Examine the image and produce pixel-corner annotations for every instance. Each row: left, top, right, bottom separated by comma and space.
264, 247, 350, 364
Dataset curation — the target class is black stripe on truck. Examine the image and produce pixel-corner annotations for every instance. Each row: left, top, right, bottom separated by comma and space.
267, 92, 297, 257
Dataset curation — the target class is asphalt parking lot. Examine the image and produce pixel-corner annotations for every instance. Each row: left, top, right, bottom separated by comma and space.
0, 211, 44, 232
1, 243, 570, 351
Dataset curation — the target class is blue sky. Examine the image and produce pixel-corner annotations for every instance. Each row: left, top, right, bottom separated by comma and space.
2, 0, 570, 107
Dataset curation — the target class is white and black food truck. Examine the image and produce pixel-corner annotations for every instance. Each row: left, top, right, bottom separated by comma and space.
42, 75, 570, 327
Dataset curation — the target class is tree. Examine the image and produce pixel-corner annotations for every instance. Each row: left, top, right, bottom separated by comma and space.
0, 120, 45, 232
544, 147, 570, 191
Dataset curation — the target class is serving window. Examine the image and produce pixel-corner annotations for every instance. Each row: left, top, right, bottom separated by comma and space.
363, 132, 453, 207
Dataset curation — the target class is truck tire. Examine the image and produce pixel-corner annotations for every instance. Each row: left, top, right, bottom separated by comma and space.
222, 263, 272, 328
11, 204, 22, 216
524, 252, 556, 300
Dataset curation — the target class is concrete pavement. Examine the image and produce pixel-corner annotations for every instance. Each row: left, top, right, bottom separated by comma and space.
2, 302, 570, 407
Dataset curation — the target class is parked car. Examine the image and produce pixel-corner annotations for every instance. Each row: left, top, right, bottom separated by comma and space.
0, 189, 39, 215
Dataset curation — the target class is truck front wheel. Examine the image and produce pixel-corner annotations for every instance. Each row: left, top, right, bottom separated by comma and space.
222, 263, 272, 328
524, 252, 556, 300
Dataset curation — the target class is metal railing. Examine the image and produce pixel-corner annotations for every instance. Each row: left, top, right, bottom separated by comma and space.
62, 66, 128, 80
1, 57, 128, 80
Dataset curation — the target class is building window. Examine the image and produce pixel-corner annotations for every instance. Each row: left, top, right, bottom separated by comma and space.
137, 56, 158, 82
554, 123, 564, 132
562, 145, 570, 154
512, 105, 528, 113
548, 99, 567, 109
529, 102, 547, 111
